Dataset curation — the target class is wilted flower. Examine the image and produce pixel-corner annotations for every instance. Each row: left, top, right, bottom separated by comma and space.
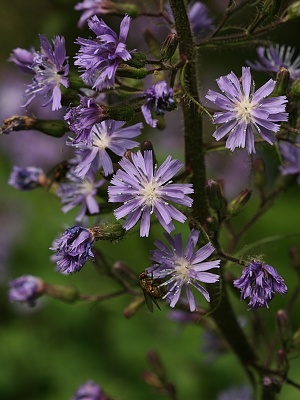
50, 226, 95, 274
69, 120, 142, 178
233, 260, 288, 309
141, 81, 175, 128
64, 96, 105, 144
247, 44, 300, 81
147, 229, 220, 311
71, 380, 103, 400
8, 166, 45, 190
11, 35, 69, 111
8, 275, 44, 306
75, 15, 132, 90
206, 67, 288, 154
108, 150, 194, 237
279, 139, 300, 185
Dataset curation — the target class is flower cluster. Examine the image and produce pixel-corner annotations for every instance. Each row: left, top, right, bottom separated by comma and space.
147, 229, 220, 311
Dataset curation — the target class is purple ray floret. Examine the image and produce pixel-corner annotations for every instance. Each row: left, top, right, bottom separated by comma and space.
279, 139, 300, 185
206, 67, 288, 154
75, 14, 132, 91
9, 47, 36, 73
22, 35, 69, 111
108, 150, 194, 237
69, 119, 142, 178
75, 0, 116, 28
8, 275, 44, 306
72, 380, 103, 400
141, 80, 175, 128
188, 2, 214, 38
50, 226, 95, 274
247, 44, 300, 81
147, 229, 220, 311
233, 260, 287, 309
8, 166, 44, 190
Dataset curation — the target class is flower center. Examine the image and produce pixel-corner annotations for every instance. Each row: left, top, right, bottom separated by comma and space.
174, 257, 191, 281
79, 178, 95, 196
234, 96, 254, 123
92, 126, 110, 150
140, 180, 160, 206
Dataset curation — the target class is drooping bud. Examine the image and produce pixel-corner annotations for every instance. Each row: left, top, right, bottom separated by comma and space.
205, 179, 226, 216
272, 67, 290, 96
90, 222, 125, 243
143, 29, 162, 59
160, 33, 178, 61
227, 189, 252, 216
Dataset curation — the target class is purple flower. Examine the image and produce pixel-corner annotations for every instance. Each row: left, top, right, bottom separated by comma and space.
279, 139, 300, 185
50, 226, 95, 274
233, 260, 288, 310
8, 166, 44, 190
69, 120, 142, 178
9, 47, 36, 73
205, 67, 288, 154
247, 44, 300, 81
75, 15, 132, 91
22, 35, 69, 111
147, 229, 220, 311
57, 170, 105, 222
141, 81, 175, 128
188, 2, 214, 38
8, 275, 44, 306
72, 380, 103, 400
217, 386, 253, 400
108, 150, 194, 237
64, 96, 105, 144
75, 0, 117, 28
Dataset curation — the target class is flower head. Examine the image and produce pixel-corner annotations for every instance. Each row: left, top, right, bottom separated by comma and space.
22, 35, 69, 111
75, 15, 132, 91
57, 169, 105, 222
247, 44, 300, 81
75, 0, 117, 28
279, 139, 300, 185
9, 47, 36, 73
50, 226, 95, 274
69, 119, 142, 178
147, 229, 220, 311
72, 380, 103, 400
64, 96, 105, 144
233, 260, 287, 309
141, 81, 175, 128
188, 2, 214, 38
8, 166, 45, 190
205, 67, 288, 154
108, 150, 194, 237
8, 275, 44, 306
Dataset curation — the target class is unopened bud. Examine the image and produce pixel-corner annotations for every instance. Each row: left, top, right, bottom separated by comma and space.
227, 189, 251, 216
276, 309, 290, 345
141, 141, 157, 164
0, 115, 67, 137
112, 261, 137, 285
277, 349, 289, 370
291, 327, 300, 350
142, 371, 163, 390
283, 1, 300, 21
104, 104, 135, 121
143, 29, 161, 59
160, 33, 178, 61
289, 246, 300, 276
253, 158, 267, 192
90, 222, 125, 242
123, 296, 145, 318
116, 64, 148, 79
147, 351, 166, 381
126, 52, 147, 69
206, 179, 226, 215
272, 67, 290, 96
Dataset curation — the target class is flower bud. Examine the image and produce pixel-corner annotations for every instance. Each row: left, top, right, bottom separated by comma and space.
276, 349, 288, 370
141, 140, 158, 164
0, 115, 67, 137
227, 189, 251, 216
104, 104, 135, 121
253, 158, 267, 192
116, 64, 148, 79
90, 222, 125, 242
283, 1, 300, 21
8, 275, 45, 306
160, 33, 178, 61
123, 296, 145, 318
206, 179, 226, 215
143, 29, 162, 59
126, 52, 147, 68
276, 309, 290, 345
289, 246, 300, 276
112, 261, 137, 285
272, 67, 290, 96
147, 350, 166, 381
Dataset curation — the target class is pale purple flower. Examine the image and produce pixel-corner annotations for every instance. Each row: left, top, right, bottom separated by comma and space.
8, 166, 44, 190
247, 44, 300, 81
233, 260, 287, 310
108, 150, 194, 237
8, 275, 44, 306
9, 47, 36, 73
69, 120, 142, 178
217, 386, 253, 400
50, 226, 95, 274
64, 96, 105, 144
72, 380, 103, 400
147, 229, 220, 311
57, 170, 105, 222
188, 2, 214, 38
75, 0, 117, 28
141, 81, 175, 128
206, 67, 288, 154
279, 139, 300, 185
21, 35, 69, 111
75, 15, 132, 91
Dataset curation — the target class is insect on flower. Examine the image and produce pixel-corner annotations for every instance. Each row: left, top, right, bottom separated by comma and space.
139, 272, 163, 312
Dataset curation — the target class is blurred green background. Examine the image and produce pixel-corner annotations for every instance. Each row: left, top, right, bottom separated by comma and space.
1, 1, 300, 399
